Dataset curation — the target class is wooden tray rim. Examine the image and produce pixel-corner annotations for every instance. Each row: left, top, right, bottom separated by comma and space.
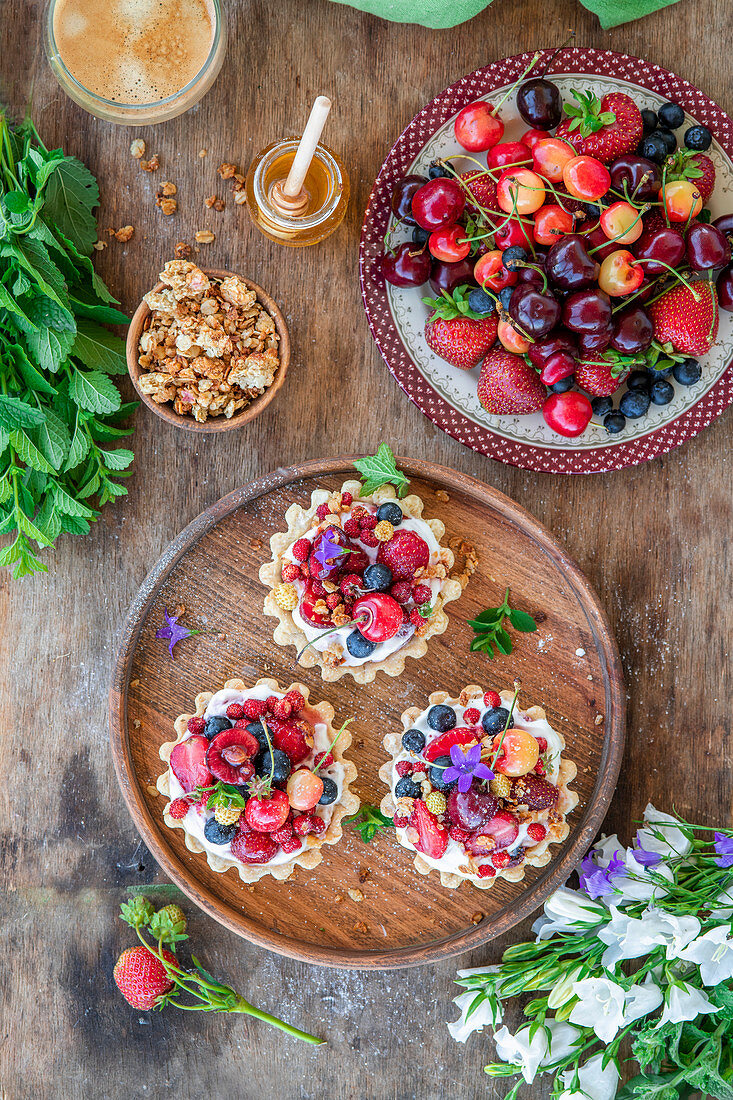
109, 455, 626, 969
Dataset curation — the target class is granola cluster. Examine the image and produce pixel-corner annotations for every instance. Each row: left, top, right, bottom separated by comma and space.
137, 260, 280, 422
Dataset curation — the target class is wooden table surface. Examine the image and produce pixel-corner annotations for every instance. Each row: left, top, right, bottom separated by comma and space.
1, 0, 731, 1097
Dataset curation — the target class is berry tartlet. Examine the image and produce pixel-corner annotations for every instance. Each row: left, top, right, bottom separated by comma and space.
259, 479, 473, 683
157, 678, 359, 883
379, 685, 578, 890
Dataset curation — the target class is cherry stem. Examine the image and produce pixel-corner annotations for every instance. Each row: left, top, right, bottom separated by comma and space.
311, 719, 352, 777
539, 30, 576, 79
296, 615, 367, 661
632, 257, 695, 293
587, 205, 648, 254
489, 52, 543, 117
488, 679, 522, 771
512, 260, 548, 294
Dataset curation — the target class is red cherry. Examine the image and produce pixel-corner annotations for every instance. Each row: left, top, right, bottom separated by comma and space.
562, 289, 613, 333
717, 263, 733, 311
382, 243, 432, 288
520, 127, 549, 152
598, 250, 644, 297
495, 217, 534, 251
428, 256, 477, 295
543, 391, 593, 437
563, 156, 611, 202
497, 318, 531, 354
685, 223, 731, 272
474, 249, 516, 292
532, 137, 575, 182
411, 178, 465, 232
533, 204, 574, 247
539, 352, 575, 386
206, 728, 258, 785
352, 593, 404, 642
244, 789, 290, 833
454, 100, 504, 152
527, 331, 578, 368
390, 175, 427, 226
487, 141, 532, 171
428, 224, 470, 263
633, 227, 686, 276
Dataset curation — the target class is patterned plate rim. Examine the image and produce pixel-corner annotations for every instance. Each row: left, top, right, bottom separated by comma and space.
359, 48, 733, 474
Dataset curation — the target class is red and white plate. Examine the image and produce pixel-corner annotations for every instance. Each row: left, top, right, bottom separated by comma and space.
359, 49, 733, 474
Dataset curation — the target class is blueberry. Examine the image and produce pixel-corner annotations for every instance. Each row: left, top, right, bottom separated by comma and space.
627, 370, 651, 393
655, 128, 677, 154
204, 716, 231, 740
346, 630, 377, 658
658, 102, 685, 130
468, 287, 495, 315
203, 817, 238, 845
257, 749, 291, 783
640, 133, 668, 164
603, 411, 626, 434
619, 389, 651, 418
583, 202, 602, 219
650, 379, 674, 405
646, 363, 673, 379
412, 226, 430, 247
376, 502, 404, 527
502, 245, 527, 271
429, 755, 457, 792
427, 704, 457, 732
363, 562, 393, 591
549, 376, 574, 394
641, 108, 658, 135
482, 706, 511, 735
498, 286, 514, 309
429, 158, 453, 179
402, 728, 426, 754
591, 395, 613, 417
684, 124, 712, 151
395, 776, 423, 799
673, 357, 702, 385
318, 777, 339, 805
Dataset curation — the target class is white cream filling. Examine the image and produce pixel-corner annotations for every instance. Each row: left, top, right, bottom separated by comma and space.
168, 685, 344, 867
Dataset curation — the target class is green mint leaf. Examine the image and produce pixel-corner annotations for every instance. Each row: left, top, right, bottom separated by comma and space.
0, 395, 45, 430
7, 343, 57, 396
23, 326, 75, 374
16, 508, 54, 547
41, 157, 99, 255
69, 369, 122, 415
32, 410, 70, 471
70, 297, 129, 325
507, 608, 538, 633
52, 484, 95, 519
10, 428, 56, 474
99, 447, 134, 472
72, 319, 127, 375
347, 805, 393, 843
353, 443, 411, 499
1, 238, 70, 314
493, 627, 513, 656
0, 280, 36, 327
63, 411, 91, 471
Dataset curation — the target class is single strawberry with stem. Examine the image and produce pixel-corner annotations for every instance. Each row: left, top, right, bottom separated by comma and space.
664, 149, 715, 204
648, 280, 719, 356
556, 90, 643, 164
575, 355, 629, 397
477, 348, 546, 415
423, 286, 498, 370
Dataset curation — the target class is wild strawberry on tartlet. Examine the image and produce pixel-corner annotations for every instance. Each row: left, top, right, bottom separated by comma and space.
157, 678, 359, 884
259, 476, 473, 683
379, 685, 578, 890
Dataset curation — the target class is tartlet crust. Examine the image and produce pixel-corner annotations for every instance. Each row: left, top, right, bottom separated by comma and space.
258, 479, 474, 683
157, 677, 360, 884
379, 686, 579, 892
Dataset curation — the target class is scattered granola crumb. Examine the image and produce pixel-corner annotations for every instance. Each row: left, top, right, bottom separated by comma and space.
347, 888, 364, 903
333, 894, 343, 904
357, 867, 371, 884
535, 610, 548, 624
132, 719, 141, 729
159, 181, 177, 197
250, 538, 263, 550
198, 148, 208, 158
108, 225, 135, 242
157, 197, 177, 215
354, 921, 369, 933
594, 713, 604, 726
130, 138, 145, 159
217, 162, 237, 180
93, 240, 107, 251
436, 489, 450, 502
146, 784, 158, 797
195, 229, 215, 243
140, 153, 160, 172
205, 194, 225, 211
233, 189, 247, 205
174, 241, 192, 259
130, 679, 140, 688
471, 911, 484, 925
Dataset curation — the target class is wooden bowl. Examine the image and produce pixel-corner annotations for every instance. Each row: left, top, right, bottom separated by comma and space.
125, 269, 290, 433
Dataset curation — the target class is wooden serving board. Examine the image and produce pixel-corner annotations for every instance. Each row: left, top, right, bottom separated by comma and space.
109, 457, 625, 968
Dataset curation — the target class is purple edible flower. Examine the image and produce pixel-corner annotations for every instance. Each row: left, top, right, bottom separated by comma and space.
156, 608, 200, 658
579, 853, 617, 900
607, 850, 628, 879
632, 839, 664, 868
714, 832, 733, 869
313, 530, 348, 576
442, 743, 494, 794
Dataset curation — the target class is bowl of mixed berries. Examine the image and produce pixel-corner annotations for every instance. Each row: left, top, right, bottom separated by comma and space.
361, 49, 733, 472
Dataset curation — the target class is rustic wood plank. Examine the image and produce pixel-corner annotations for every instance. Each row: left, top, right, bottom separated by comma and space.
1, 0, 732, 1095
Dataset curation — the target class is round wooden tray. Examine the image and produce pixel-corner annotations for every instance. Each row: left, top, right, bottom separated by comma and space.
109, 457, 625, 968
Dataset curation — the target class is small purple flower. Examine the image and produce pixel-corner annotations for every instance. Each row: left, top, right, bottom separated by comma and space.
579, 853, 617, 900
442, 743, 494, 794
313, 530, 348, 576
714, 832, 733, 868
156, 608, 200, 658
632, 838, 664, 868
607, 850, 628, 879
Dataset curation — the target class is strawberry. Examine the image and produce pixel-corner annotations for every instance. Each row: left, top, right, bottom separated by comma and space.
169, 735, 212, 793
377, 528, 430, 581
480, 809, 520, 850
463, 707, 481, 725
113, 945, 176, 1010
490, 849, 512, 868
291, 538, 311, 562
510, 774, 559, 811
459, 170, 498, 215
424, 727, 477, 763
526, 822, 548, 843
665, 149, 715, 203
168, 798, 190, 820
267, 716, 313, 764
411, 799, 449, 860
477, 348, 546, 414
424, 286, 498, 370
575, 356, 628, 397
231, 830, 279, 863
242, 697, 268, 720
484, 690, 501, 709
477, 864, 496, 878
649, 280, 719, 355
186, 715, 205, 735
556, 91, 643, 163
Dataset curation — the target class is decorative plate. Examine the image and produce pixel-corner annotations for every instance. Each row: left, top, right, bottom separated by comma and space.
359, 49, 733, 473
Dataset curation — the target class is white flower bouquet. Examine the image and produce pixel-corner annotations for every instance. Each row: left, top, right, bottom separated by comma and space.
448, 805, 733, 1099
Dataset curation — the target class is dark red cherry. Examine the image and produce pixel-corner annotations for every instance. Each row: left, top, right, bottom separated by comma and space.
390, 175, 427, 226
685, 223, 731, 272
546, 234, 600, 290
516, 78, 562, 130
539, 352, 575, 385
428, 258, 477, 296
411, 177, 465, 232
447, 786, 498, 830
508, 284, 561, 338
608, 155, 662, 201
717, 263, 733, 311
610, 305, 653, 354
382, 243, 432, 287
562, 289, 612, 334
582, 223, 620, 263
633, 227, 685, 276
712, 214, 733, 247
577, 328, 612, 354
526, 331, 578, 368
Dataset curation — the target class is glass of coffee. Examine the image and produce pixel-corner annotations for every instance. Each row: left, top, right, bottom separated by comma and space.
44, 0, 226, 125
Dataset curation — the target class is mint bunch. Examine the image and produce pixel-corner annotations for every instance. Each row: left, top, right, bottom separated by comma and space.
0, 112, 135, 578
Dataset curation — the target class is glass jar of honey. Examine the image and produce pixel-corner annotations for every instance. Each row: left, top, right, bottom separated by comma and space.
245, 139, 349, 247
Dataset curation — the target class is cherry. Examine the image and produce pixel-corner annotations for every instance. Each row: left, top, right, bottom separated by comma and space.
632, 226, 685, 276
508, 284, 560, 338
661, 180, 702, 223
527, 331, 577, 368
543, 391, 593, 437
447, 785, 499, 830
286, 768, 324, 812
428, 257, 477, 295
487, 142, 532, 171
411, 178, 465, 232
608, 155, 661, 201
610, 305, 653, 354
600, 201, 644, 244
206, 729, 258, 785
492, 729, 540, 776
598, 250, 644, 296
382, 243, 432, 288
562, 288, 613, 333
429, 225, 470, 263
546, 234, 600, 290
539, 351, 575, 385
245, 788, 290, 833
351, 593, 403, 642
521, 127, 549, 151
533, 204, 575, 246
713, 214, 733, 246
497, 168, 546, 215
532, 137, 575, 182
391, 175, 427, 225
717, 263, 733, 311
495, 217, 534, 251
516, 251, 547, 287
686, 223, 731, 272
516, 77, 562, 130
577, 330, 612, 355
454, 100, 504, 151
474, 249, 517, 292
497, 318, 531, 354
582, 223, 621, 263
563, 156, 611, 202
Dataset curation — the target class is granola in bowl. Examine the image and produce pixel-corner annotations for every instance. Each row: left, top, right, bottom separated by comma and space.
132, 260, 284, 424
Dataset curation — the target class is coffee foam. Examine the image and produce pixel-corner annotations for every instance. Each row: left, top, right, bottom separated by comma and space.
53, 0, 215, 104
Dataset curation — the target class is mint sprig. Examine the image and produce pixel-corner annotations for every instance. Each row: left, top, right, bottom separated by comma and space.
467, 587, 538, 658
347, 805, 394, 843
353, 443, 410, 499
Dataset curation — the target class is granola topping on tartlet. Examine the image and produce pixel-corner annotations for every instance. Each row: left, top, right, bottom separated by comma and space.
379, 686, 578, 890
157, 678, 359, 884
259, 479, 473, 683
